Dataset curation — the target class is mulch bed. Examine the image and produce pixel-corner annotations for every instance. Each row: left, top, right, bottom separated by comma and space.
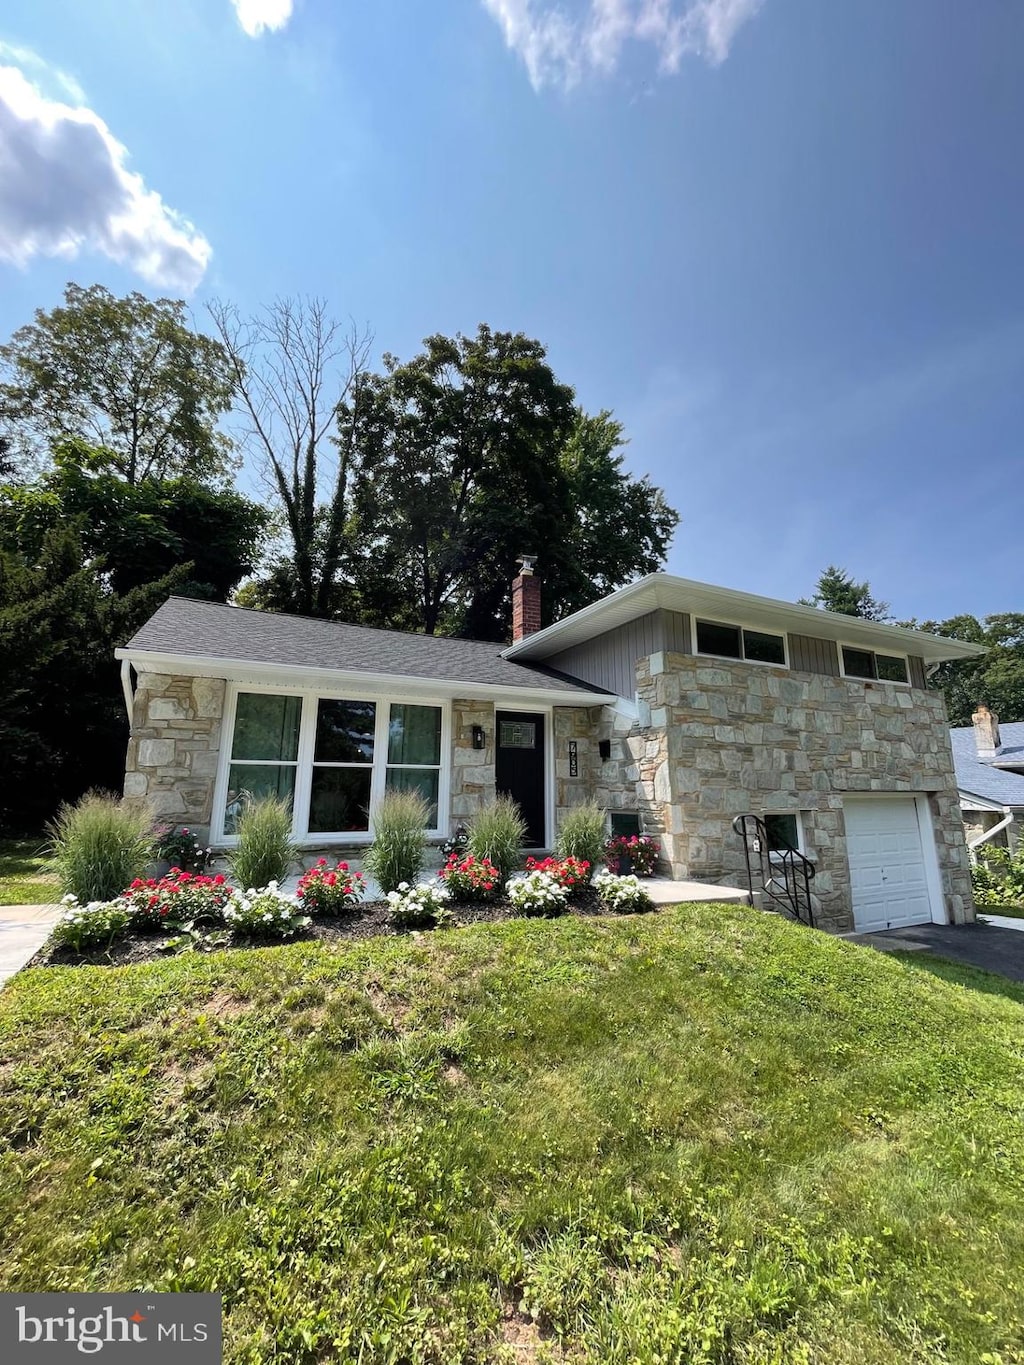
27, 886, 643, 970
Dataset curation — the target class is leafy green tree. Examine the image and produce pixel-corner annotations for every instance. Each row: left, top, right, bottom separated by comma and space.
800, 565, 890, 620
557, 409, 678, 617
339, 327, 677, 639
0, 522, 184, 833
916, 613, 1024, 725
2, 443, 268, 599
0, 283, 236, 485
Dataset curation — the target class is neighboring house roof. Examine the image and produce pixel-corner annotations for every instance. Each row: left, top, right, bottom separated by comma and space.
950, 722, 1024, 808
117, 596, 611, 701
503, 573, 987, 666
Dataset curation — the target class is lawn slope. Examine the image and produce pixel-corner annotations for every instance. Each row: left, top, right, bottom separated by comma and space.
2, 904, 1024, 1364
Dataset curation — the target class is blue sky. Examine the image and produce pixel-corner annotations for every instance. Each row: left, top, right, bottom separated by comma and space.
1, 0, 1022, 623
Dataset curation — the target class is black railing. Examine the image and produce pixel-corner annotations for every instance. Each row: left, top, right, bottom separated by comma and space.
731, 813, 816, 928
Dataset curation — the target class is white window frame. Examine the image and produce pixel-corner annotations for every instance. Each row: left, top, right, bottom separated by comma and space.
762, 810, 807, 861
212, 682, 451, 846
691, 615, 790, 669
838, 643, 911, 687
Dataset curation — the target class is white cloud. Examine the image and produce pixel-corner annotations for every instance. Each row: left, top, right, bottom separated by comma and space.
231, 0, 294, 38
0, 57, 211, 292
482, 0, 764, 90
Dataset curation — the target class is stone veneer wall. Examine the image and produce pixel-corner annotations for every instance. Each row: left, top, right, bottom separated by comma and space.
630, 652, 974, 931
123, 673, 226, 835
450, 699, 497, 823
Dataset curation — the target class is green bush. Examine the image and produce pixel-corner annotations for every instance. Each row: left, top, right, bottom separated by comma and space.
228, 796, 297, 891
47, 791, 154, 903
971, 844, 1024, 908
364, 790, 430, 894
467, 796, 526, 883
555, 803, 606, 870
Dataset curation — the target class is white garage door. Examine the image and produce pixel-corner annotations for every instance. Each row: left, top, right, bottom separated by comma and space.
844, 797, 934, 933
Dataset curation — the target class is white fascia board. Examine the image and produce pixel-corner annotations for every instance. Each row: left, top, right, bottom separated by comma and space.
503, 573, 987, 666
957, 789, 1008, 813
114, 649, 612, 708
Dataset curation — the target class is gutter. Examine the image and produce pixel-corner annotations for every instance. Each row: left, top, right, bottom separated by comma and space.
967, 807, 1016, 860
120, 658, 135, 726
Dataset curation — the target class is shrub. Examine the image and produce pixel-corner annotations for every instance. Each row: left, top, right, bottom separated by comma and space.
296, 859, 366, 915
52, 896, 133, 952
386, 881, 453, 930
468, 796, 527, 884
229, 795, 297, 892
605, 833, 660, 876
364, 790, 431, 894
971, 845, 1024, 908
507, 869, 568, 918
525, 855, 591, 896
152, 824, 212, 873
438, 853, 500, 903
593, 870, 654, 914
223, 884, 310, 938
124, 871, 233, 928
555, 804, 607, 870
48, 791, 154, 903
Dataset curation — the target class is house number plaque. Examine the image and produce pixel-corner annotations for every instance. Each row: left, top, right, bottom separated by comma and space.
568, 740, 578, 777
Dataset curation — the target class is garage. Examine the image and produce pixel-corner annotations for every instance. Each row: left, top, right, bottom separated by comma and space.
844, 797, 936, 933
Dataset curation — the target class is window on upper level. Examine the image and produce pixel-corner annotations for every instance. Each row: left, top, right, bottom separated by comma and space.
840, 647, 909, 685
695, 619, 787, 666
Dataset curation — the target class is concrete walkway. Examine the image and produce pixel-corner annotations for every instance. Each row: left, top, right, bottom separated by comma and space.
644, 879, 749, 905
852, 920, 1024, 983
0, 904, 61, 987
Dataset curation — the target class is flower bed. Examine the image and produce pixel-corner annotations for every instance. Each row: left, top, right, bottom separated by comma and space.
32, 879, 665, 969
124, 870, 233, 927
296, 859, 366, 915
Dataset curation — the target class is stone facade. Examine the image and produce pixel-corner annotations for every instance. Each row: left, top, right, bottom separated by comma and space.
450, 699, 497, 823
121, 663, 974, 931
621, 652, 974, 930
123, 673, 225, 833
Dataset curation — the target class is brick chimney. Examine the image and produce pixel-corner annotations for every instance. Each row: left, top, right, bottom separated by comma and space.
972, 703, 1002, 759
511, 555, 542, 643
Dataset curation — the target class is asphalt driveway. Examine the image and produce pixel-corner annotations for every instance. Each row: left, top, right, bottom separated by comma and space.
860, 920, 1024, 983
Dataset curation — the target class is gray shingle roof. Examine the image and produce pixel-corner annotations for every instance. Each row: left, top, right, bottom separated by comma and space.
121, 597, 609, 697
950, 722, 1024, 807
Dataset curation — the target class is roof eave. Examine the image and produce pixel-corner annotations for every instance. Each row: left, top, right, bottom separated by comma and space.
503, 573, 987, 665
115, 648, 613, 707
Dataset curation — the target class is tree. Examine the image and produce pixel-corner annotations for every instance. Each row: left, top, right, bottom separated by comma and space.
208, 297, 372, 618
800, 565, 890, 620
557, 409, 678, 618
0, 283, 236, 485
0, 521, 185, 833
2, 442, 268, 600
0, 447, 267, 831
341, 327, 678, 639
916, 613, 1024, 725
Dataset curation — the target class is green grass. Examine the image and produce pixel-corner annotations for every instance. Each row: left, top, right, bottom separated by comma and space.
0, 838, 58, 905
2, 904, 1024, 1363
978, 903, 1024, 920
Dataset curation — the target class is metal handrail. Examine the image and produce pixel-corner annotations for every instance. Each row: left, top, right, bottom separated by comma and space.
731, 813, 816, 928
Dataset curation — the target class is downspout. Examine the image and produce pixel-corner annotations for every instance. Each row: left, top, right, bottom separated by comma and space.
120, 658, 135, 727
967, 808, 1015, 862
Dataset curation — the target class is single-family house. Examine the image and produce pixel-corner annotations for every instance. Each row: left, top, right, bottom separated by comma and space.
116, 564, 983, 935
951, 706, 1024, 856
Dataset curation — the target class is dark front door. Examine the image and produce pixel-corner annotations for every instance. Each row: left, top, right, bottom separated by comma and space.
495, 711, 546, 848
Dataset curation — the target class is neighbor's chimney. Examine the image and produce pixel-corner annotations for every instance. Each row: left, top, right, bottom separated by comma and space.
972, 703, 1002, 760
512, 555, 541, 643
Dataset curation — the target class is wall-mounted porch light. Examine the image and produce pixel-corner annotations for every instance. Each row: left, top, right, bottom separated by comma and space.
472, 724, 486, 750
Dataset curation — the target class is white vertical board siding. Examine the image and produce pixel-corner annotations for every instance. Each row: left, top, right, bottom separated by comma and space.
844, 797, 933, 932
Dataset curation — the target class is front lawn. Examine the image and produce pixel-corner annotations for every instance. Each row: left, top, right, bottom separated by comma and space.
2, 904, 1024, 1363
0, 838, 58, 905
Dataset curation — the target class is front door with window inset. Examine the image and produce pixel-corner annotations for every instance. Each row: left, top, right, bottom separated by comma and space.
495, 711, 546, 848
